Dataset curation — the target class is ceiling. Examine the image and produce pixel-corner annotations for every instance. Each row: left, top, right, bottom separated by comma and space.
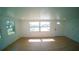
1, 7, 79, 20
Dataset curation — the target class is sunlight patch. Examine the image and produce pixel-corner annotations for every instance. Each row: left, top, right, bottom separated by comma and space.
28, 39, 41, 42
28, 39, 55, 42
42, 39, 55, 42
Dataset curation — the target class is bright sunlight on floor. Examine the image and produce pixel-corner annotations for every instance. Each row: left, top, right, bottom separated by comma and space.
28, 39, 55, 42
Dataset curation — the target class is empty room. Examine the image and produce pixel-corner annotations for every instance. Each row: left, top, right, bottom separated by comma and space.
0, 7, 79, 51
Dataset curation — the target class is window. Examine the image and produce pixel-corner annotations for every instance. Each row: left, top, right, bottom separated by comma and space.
29, 22, 39, 31
6, 20, 15, 35
40, 22, 50, 31
29, 21, 50, 32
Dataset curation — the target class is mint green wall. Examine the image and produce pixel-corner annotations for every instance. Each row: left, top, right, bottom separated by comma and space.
64, 18, 79, 42
0, 8, 21, 50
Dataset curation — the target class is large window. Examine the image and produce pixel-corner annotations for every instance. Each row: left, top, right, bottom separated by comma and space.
29, 21, 50, 32
6, 20, 15, 35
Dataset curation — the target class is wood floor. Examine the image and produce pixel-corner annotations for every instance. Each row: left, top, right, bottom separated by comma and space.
3, 36, 79, 51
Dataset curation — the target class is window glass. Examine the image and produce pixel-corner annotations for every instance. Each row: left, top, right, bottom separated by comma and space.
29, 22, 39, 31
40, 22, 50, 31
6, 20, 15, 35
